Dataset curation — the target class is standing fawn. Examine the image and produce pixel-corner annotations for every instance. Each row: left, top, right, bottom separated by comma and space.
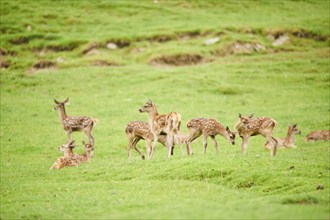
265, 124, 301, 149
235, 113, 278, 156
305, 130, 330, 142
54, 98, 97, 147
125, 121, 188, 160
50, 140, 81, 170
185, 118, 236, 155
139, 99, 183, 159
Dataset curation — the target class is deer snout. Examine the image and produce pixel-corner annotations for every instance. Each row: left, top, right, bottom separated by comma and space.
232, 141, 235, 145
138, 108, 143, 113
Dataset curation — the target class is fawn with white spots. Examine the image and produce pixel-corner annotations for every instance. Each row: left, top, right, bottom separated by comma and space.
236, 113, 278, 156
139, 99, 183, 159
54, 98, 97, 147
125, 121, 189, 160
50, 140, 94, 170
185, 118, 236, 155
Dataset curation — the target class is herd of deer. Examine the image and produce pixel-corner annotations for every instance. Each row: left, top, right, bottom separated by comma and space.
50, 98, 330, 169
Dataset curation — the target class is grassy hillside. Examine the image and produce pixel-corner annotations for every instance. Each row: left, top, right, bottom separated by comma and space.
1, 0, 329, 219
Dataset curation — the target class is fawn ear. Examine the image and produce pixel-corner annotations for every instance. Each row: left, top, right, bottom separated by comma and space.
239, 113, 242, 118
54, 99, 60, 104
293, 124, 297, 128
249, 113, 254, 118
226, 126, 230, 132
70, 140, 75, 145
63, 97, 69, 104
147, 98, 153, 103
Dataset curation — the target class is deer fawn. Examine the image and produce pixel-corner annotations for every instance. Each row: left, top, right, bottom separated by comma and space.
265, 124, 301, 149
125, 121, 188, 160
76, 141, 94, 162
236, 113, 278, 156
185, 118, 236, 155
54, 98, 97, 147
50, 140, 81, 170
139, 99, 183, 159
305, 130, 330, 142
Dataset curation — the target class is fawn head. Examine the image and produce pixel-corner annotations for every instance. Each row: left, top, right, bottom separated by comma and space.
57, 140, 76, 152
238, 113, 254, 128
54, 98, 69, 111
82, 141, 94, 157
226, 126, 236, 145
289, 124, 301, 135
139, 99, 155, 113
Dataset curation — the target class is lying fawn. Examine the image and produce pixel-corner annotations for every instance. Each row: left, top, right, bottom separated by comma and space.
185, 118, 236, 155
76, 141, 94, 162
54, 98, 97, 147
265, 124, 301, 149
305, 130, 330, 142
50, 140, 81, 170
125, 121, 188, 160
139, 99, 183, 159
236, 113, 278, 156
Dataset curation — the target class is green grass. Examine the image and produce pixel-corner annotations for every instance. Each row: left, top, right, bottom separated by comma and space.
1, 0, 329, 219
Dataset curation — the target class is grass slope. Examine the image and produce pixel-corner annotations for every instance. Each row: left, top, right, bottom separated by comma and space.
1, 0, 329, 219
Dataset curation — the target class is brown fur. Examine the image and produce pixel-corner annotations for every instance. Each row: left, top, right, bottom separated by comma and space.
54, 98, 97, 147
139, 99, 183, 159
236, 113, 277, 156
50, 141, 81, 170
50, 140, 94, 170
186, 118, 236, 155
305, 130, 330, 142
265, 124, 301, 149
125, 121, 188, 160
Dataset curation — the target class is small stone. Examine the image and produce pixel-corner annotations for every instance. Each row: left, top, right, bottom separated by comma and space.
272, 34, 289, 46
106, 43, 118, 50
204, 37, 220, 46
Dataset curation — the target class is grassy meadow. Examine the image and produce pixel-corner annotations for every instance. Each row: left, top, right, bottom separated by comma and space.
1, 0, 329, 219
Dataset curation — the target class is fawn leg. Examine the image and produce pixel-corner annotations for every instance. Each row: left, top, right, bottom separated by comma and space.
203, 133, 208, 154
210, 136, 219, 154
242, 136, 249, 155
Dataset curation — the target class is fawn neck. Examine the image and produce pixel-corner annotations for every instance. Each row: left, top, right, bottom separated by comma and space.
285, 129, 295, 144
58, 105, 68, 121
82, 151, 92, 161
65, 148, 74, 157
218, 126, 230, 140
148, 107, 159, 124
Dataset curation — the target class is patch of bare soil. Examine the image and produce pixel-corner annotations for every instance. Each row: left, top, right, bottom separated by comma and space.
32, 60, 56, 69
82, 42, 100, 55
0, 59, 10, 69
27, 60, 56, 74
212, 42, 266, 56
10, 36, 30, 45
149, 54, 208, 66
91, 60, 120, 66
106, 39, 130, 48
267, 29, 327, 42
0, 47, 16, 56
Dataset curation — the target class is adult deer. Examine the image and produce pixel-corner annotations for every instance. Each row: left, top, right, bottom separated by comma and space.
54, 98, 97, 147
265, 124, 301, 149
235, 113, 278, 156
305, 130, 330, 142
125, 121, 188, 160
138, 99, 183, 159
185, 118, 236, 155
